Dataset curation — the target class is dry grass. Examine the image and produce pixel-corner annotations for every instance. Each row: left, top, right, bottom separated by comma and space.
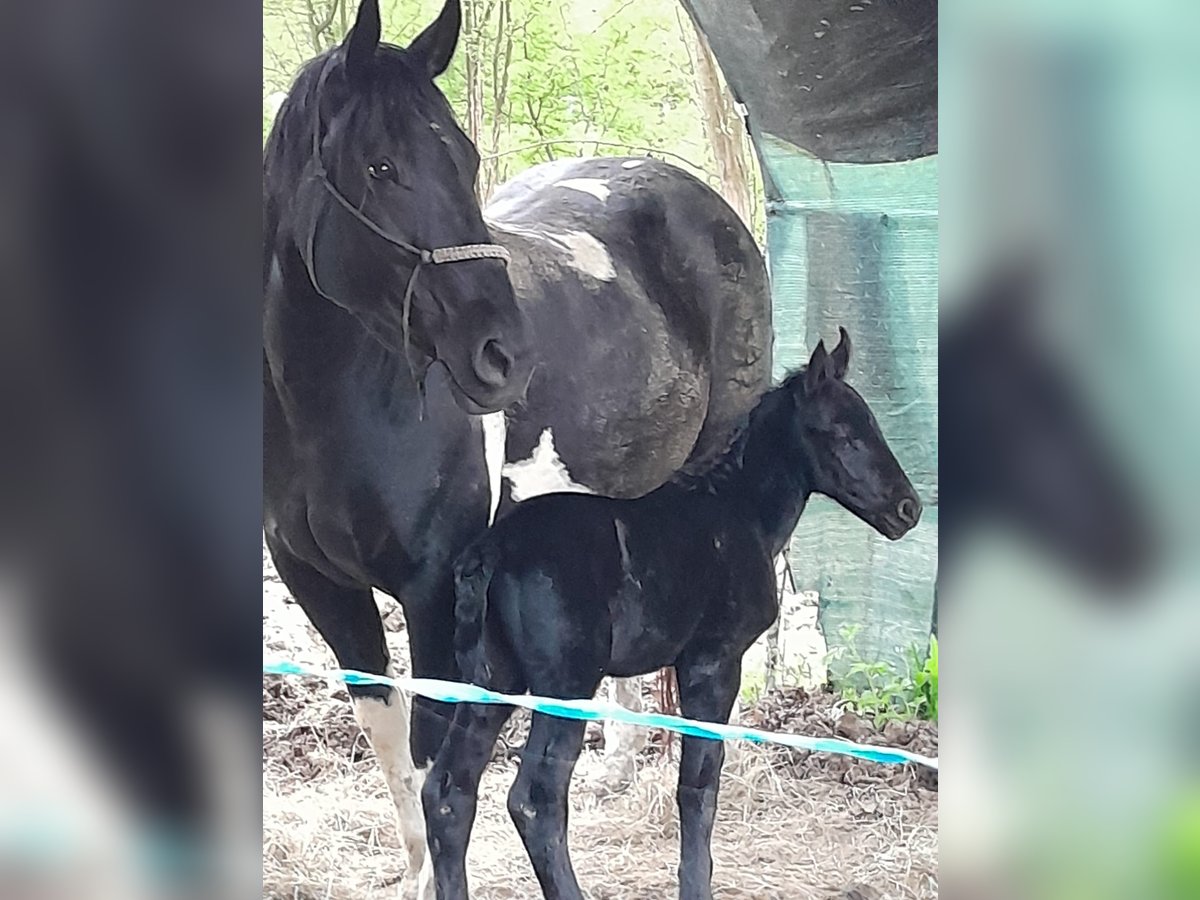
263, 552, 937, 900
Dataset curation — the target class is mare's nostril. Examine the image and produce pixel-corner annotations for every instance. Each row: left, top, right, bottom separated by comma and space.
896, 496, 921, 527
474, 338, 514, 388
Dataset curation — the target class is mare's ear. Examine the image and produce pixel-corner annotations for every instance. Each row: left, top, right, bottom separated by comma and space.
344, 0, 382, 85
408, 0, 462, 79
804, 340, 829, 394
830, 327, 851, 380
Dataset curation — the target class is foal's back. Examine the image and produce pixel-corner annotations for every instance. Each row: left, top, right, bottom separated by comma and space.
455, 488, 776, 695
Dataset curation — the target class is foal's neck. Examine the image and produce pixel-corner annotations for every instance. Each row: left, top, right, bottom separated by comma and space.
711, 390, 812, 556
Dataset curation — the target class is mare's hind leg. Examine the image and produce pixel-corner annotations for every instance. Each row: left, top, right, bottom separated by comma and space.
509, 713, 589, 900
674, 652, 742, 900
422, 702, 513, 900
597, 676, 648, 790
268, 544, 430, 899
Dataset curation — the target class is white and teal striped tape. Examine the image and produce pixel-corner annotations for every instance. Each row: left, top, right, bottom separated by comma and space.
263, 659, 938, 771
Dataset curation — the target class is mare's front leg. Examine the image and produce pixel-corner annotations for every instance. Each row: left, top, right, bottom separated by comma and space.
422, 702, 513, 900
268, 544, 432, 899
509, 713, 588, 900
674, 652, 742, 900
401, 574, 468, 897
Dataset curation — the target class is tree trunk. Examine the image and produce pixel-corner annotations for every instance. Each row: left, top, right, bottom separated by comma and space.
691, 25, 753, 227
463, 0, 486, 202
482, 0, 513, 201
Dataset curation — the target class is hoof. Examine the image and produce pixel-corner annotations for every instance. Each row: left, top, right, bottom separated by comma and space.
413, 853, 437, 900
584, 765, 637, 796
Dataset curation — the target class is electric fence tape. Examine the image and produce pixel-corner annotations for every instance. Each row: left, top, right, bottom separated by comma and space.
263, 660, 938, 771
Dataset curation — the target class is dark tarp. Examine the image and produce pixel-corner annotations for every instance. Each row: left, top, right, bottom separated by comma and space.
679, 0, 936, 164
680, 0, 940, 677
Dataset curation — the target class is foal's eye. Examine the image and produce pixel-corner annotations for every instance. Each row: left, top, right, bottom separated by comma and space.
367, 159, 398, 182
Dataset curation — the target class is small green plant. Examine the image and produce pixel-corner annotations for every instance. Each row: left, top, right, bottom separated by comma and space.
912, 634, 938, 720
830, 625, 938, 726
739, 668, 766, 705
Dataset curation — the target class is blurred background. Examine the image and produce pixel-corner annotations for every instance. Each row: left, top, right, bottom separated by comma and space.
0, 0, 1196, 898
940, 3, 1200, 899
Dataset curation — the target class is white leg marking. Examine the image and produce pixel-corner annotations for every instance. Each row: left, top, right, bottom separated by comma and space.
554, 177, 611, 202
600, 677, 647, 790
501, 428, 595, 503
481, 411, 507, 526
353, 686, 435, 898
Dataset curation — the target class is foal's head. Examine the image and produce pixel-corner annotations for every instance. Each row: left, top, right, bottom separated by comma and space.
269, 0, 532, 413
789, 329, 922, 540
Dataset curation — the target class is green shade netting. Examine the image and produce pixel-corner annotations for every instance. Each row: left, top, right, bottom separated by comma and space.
759, 134, 938, 680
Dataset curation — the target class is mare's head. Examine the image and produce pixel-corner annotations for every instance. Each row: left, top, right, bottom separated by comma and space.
788, 329, 922, 540
267, 0, 532, 413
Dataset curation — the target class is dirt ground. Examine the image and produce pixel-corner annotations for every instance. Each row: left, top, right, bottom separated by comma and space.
263, 552, 937, 900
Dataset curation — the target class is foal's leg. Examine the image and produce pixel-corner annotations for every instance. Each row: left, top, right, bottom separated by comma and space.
422, 702, 513, 900
268, 546, 430, 899
509, 713, 588, 900
674, 654, 742, 900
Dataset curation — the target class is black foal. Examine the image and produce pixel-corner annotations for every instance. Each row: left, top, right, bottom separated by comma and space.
422, 329, 922, 900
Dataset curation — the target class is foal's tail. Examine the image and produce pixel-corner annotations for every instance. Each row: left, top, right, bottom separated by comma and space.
452, 540, 502, 686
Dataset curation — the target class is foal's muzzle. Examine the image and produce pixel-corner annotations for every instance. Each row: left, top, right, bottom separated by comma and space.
880, 493, 923, 540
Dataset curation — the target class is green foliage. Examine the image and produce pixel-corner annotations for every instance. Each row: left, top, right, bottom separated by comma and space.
830, 625, 938, 727
912, 633, 937, 720
739, 668, 765, 706
262, 0, 764, 240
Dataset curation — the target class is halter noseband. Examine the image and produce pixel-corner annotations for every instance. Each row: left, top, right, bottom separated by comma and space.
317, 172, 510, 268
303, 99, 511, 412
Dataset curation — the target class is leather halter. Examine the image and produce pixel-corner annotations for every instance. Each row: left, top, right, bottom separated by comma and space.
302, 103, 510, 408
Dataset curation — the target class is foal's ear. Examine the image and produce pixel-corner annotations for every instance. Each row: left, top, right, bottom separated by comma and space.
830, 327, 851, 380
805, 339, 829, 393
408, 0, 462, 79
344, 0, 382, 84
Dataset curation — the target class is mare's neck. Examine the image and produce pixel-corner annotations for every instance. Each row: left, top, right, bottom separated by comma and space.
264, 244, 424, 426
712, 391, 813, 556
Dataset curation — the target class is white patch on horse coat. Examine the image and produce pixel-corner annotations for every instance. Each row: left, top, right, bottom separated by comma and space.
555, 177, 611, 202
558, 230, 617, 281
352, 679, 435, 898
501, 428, 594, 503
481, 411, 507, 526
614, 519, 634, 578
621, 159, 645, 169
482, 220, 616, 282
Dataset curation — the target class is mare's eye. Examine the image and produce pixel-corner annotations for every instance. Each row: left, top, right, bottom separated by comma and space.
367, 159, 398, 182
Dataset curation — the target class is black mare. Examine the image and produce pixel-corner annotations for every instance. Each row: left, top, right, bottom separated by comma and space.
423, 330, 923, 900
263, 1, 769, 893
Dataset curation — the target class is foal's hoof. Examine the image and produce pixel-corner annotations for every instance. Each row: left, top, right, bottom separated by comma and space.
399, 879, 436, 900
395, 858, 436, 900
